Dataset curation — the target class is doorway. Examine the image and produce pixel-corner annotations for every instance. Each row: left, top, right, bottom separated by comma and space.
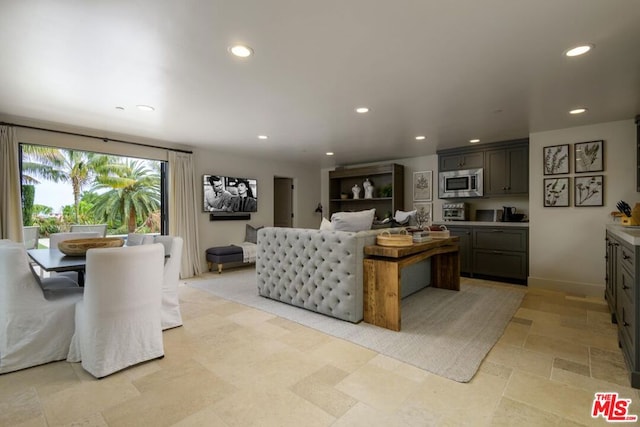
273, 177, 293, 227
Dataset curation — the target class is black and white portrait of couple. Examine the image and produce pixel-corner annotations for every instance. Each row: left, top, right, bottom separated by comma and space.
203, 175, 258, 213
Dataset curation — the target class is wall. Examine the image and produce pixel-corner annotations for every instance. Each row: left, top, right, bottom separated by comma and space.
529, 119, 636, 296
193, 148, 320, 263
9, 121, 321, 273
321, 156, 529, 223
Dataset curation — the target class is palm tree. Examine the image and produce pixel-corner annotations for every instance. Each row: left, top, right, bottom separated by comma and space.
21, 145, 111, 223
90, 160, 161, 233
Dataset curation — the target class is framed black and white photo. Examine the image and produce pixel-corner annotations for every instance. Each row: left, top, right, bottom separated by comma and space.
544, 177, 570, 207
413, 171, 433, 201
574, 140, 604, 173
575, 175, 604, 207
543, 144, 570, 175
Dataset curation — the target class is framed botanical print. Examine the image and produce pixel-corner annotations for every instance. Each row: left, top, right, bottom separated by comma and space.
413, 171, 432, 201
574, 140, 604, 173
544, 177, 570, 207
543, 144, 570, 175
575, 175, 604, 207
413, 202, 432, 228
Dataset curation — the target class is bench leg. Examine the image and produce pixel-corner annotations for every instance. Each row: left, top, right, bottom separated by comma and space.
218, 264, 223, 274
207, 261, 212, 272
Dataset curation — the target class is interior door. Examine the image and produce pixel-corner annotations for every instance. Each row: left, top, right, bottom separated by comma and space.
274, 177, 293, 227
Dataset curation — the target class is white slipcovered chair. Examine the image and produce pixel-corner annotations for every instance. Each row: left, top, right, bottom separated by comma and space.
67, 244, 165, 378
69, 224, 107, 237
154, 236, 184, 330
0, 242, 83, 374
22, 226, 39, 249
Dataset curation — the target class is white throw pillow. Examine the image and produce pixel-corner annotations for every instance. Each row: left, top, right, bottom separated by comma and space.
394, 209, 416, 224
330, 209, 375, 232
319, 217, 334, 231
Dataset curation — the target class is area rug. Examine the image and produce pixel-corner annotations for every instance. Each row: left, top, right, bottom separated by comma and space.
186, 269, 525, 383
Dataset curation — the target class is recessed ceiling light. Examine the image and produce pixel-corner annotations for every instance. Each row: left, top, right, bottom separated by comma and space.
415, 136, 426, 141
469, 139, 480, 143
229, 44, 253, 58
258, 135, 268, 140
355, 107, 370, 114
569, 108, 588, 115
136, 105, 155, 112
565, 44, 593, 57
326, 152, 334, 156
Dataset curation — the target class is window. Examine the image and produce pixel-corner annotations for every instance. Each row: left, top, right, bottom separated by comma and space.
20, 143, 167, 237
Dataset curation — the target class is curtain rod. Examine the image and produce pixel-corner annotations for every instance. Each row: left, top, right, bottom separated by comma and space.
1, 121, 193, 154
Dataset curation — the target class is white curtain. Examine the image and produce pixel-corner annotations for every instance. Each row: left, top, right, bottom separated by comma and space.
0, 125, 23, 241
168, 151, 202, 278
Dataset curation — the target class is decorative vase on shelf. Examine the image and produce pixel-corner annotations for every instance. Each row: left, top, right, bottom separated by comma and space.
363, 178, 374, 199
352, 184, 361, 199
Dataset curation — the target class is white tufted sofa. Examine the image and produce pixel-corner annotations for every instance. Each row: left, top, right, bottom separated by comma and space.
256, 227, 401, 323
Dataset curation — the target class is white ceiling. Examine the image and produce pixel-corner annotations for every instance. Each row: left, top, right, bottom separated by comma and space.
0, 0, 639, 167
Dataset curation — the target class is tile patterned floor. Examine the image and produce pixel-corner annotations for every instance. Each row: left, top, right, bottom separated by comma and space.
1, 274, 639, 426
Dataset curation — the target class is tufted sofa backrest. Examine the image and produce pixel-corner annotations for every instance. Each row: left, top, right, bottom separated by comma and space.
256, 227, 401, 322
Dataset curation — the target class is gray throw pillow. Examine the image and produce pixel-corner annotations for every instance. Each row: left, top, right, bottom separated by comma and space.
245, 224, 263, 244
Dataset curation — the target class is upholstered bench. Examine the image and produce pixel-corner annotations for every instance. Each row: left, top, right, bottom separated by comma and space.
206, 245, 244, 274
206, 225, 262, 274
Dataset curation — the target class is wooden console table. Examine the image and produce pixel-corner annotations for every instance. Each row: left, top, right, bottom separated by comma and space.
363, 237, 460, 331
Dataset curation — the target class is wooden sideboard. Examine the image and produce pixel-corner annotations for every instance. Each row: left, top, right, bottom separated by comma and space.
363, 237, 460, 331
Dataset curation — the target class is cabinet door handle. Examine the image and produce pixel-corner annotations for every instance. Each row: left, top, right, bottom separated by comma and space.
623, 285, 630, 290
492, 251, 503, 255
491, 230, 504, 233
624, 321, 631, 327
623, 253, 631, 260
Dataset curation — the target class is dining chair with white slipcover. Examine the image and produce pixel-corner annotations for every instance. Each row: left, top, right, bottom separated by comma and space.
0, 242, 83, 374
154, 235, 184, 330
67, 243, 165, 378
69, 224, 107, 237
22, 225, 39, 249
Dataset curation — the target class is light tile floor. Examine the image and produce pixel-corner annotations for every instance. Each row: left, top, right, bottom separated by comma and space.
1, 274, 639, 426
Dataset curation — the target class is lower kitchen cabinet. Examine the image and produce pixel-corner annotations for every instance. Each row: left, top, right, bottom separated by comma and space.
437, 223, 528, 283
446, 226, 472, 274
605, 227, 640, 388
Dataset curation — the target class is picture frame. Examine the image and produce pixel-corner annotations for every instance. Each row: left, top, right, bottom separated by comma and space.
575, 175, 604, 207
543, 144, 570, 175
544, 177, 570, 207
574, 140, 604, 173
413, 171, 433, 201
413, 202, 432, 228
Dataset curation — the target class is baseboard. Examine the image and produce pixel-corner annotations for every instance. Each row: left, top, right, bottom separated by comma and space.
527, 276, 604, 298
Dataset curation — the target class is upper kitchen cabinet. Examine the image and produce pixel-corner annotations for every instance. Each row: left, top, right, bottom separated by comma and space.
485, 140, 529, 196
438, 150, 484, 171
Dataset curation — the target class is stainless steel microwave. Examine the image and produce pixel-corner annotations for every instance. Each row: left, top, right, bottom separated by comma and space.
438, 168, 483, 198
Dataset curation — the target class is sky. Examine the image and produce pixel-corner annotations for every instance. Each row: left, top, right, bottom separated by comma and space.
33, 181, 75, 213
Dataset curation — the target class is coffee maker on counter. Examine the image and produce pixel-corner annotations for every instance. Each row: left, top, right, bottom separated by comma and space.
502, 206, 525, 222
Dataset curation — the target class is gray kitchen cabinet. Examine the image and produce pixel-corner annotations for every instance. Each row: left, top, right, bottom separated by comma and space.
446, 226, 472, 274
436, 224, 528, 283
438, 151, 484, 171
472, 227, 528, 281
604, 226, 640, 388
605, 232, 618, 319
485, 143, 529, 196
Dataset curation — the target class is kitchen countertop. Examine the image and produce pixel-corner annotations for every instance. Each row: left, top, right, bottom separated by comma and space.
434, 221, 529, 228
606, 223, 640, 246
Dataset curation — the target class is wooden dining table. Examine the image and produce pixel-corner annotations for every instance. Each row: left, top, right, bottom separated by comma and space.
27, 248, 88, 285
